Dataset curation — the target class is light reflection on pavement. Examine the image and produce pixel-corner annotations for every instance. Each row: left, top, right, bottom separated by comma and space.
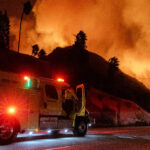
0, 126, 150, 150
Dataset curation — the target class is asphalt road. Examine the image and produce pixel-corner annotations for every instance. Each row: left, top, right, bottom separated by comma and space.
0, 126, 150, 150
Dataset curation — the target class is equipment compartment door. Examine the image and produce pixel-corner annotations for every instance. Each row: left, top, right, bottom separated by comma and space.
39, 116, 58, 130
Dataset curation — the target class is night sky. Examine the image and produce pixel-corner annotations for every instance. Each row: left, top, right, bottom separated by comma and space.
0, 0, 36, 17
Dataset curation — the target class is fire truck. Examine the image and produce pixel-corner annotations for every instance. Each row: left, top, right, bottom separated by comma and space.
0, 70, 90, 144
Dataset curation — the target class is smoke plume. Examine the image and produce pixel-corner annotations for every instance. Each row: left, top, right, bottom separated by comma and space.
8, 0, 150, 88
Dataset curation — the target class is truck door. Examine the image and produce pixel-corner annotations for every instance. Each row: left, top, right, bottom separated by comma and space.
76, 84, 86, 116
62, 89, 75, 117
39, 84, 62, 130
57, 89, 75, 129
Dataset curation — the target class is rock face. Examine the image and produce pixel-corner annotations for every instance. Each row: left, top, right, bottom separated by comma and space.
87, 87, 150, 126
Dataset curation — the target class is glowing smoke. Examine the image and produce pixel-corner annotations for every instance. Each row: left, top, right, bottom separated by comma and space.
10, 0, 150, 88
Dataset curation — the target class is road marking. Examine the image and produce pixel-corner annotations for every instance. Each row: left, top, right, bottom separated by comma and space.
116, 135, 135, 139
45, 146, 71, 150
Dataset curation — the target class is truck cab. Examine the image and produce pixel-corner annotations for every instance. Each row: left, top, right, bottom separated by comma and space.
0, 70, 89, 144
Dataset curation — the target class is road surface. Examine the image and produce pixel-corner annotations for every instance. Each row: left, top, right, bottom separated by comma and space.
0, 126, 150, 150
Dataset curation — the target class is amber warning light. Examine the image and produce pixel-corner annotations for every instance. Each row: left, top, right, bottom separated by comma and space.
57, 78, 64, 82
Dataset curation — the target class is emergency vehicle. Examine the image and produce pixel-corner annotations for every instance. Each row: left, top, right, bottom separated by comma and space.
0, 70, 89, 144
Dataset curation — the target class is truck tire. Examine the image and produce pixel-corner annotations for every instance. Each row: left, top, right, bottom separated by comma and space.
0, 117, 18, 145
73, 120, 87, 137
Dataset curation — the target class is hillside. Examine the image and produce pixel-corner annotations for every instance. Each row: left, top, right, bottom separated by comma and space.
0, 48, 150, 126
46, 46, 150, 113
0, 50, 51, 78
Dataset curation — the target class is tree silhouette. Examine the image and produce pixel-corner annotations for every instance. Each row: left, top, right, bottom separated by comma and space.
108, 57, 119, 71
23, 1, 32, 15
32, 44, 39, 56
74, 30, 87, 50
18, 1, 32, 54
105, 57, 119, 93
38, 49, 46, 59
0, 10, 9, 50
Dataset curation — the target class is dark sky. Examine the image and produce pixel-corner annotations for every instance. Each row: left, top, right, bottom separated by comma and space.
0, 0, 36, 17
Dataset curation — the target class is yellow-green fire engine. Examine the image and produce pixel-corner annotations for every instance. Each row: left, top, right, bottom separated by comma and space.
0, 70, 89, 144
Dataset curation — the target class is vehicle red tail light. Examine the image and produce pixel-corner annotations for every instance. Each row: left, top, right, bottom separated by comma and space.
8, 107, 16, 114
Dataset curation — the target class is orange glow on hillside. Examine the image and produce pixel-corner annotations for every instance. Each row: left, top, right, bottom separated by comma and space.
6, 0, 150, 88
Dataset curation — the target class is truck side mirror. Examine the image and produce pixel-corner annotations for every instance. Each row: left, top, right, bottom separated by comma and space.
76, 84, 84, 99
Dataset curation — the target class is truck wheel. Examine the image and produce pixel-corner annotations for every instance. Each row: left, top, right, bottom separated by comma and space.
73, 120, 87, 137
0, 118, 18, 145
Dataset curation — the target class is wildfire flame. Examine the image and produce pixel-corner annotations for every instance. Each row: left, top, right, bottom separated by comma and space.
2, 0, 150, 88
